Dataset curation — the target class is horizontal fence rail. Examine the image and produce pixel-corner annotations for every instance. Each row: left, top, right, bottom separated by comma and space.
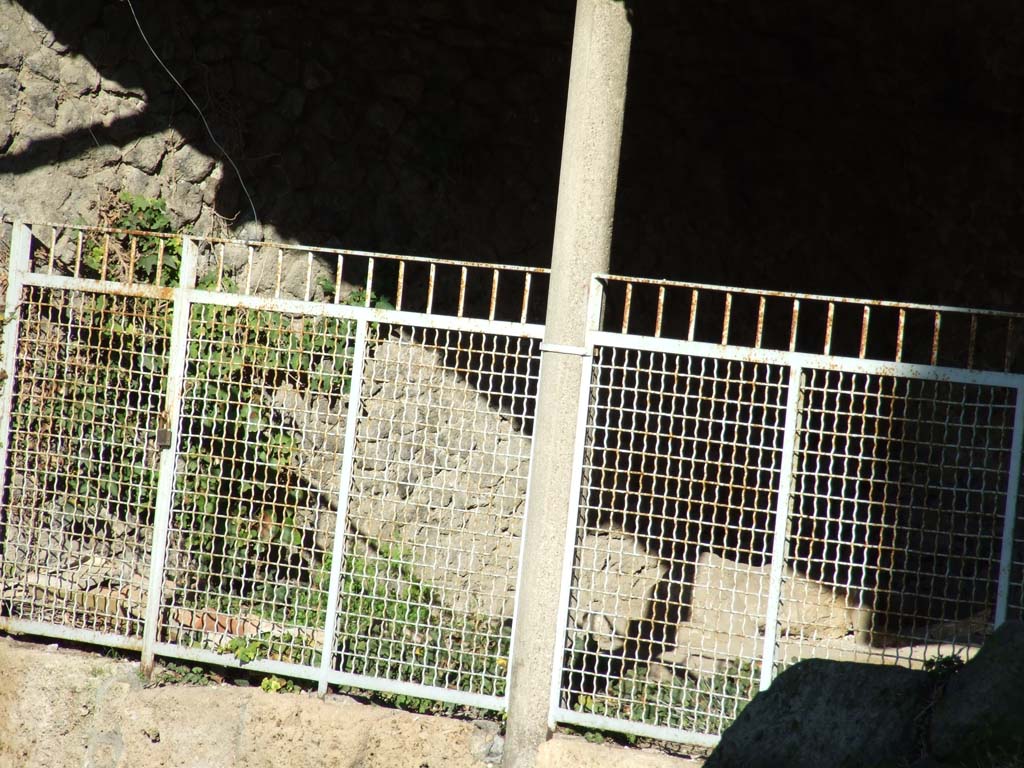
551, 275, 1024, 746
3, 221, 1023, 751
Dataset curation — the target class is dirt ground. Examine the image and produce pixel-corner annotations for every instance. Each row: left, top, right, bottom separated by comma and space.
0, 634, 702, 768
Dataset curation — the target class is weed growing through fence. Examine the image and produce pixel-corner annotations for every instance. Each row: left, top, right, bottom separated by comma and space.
335, 542, 512, 705
16, 200, 511, 711
84, 193, 183, 284
573, 659, 759, 735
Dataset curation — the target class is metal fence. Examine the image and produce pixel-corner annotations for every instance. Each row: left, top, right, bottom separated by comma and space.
552, 275, 1024, 745
2, 221, 1023, 748
0, 221, 544, 710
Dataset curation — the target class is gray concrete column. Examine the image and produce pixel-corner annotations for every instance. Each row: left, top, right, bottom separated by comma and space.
502, 2, 632, 767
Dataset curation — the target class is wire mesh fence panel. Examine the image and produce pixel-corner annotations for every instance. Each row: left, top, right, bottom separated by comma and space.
556, 345, 789, 740
2, 222, 545, 709
333, 324, 539, 705
783, 370, 1019, 669
1, 285, 170, 643
6, 221, 1024, 740
554, 275, 1024, 747
157, 303, 358, 670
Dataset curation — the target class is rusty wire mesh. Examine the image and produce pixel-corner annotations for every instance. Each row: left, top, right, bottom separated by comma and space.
1, 285, 169, 641
1, 222, 544, 710
555, 276, 1024, 745
333, 324, 538, 698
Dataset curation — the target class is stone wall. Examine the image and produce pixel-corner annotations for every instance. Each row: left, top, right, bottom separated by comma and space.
3, 0, 1024, 310
0, 0, 571, 259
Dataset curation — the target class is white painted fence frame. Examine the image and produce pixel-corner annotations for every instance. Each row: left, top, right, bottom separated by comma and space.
548, 275, 1024, 746
3, 222, 1023, 750
0, 222, 543, 711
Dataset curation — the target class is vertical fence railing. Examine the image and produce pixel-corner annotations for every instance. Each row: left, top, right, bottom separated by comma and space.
995, 386, 1024, 626
140, 236, 198, 675
317, 317, 369, 695
758, 364, 803, 690
0, 223, 30, 532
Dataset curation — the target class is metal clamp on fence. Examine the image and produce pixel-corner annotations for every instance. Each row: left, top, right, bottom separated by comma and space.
538, 342, 591, 357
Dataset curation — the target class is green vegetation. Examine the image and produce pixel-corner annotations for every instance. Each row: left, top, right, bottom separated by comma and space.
84, 192, 182, 284
149, 662, 218, 688
260, 675, 297, 694
572, 659, 759, 736
335, 543, 511, 712
20, 195, 509, 714
922, 651, 965, 682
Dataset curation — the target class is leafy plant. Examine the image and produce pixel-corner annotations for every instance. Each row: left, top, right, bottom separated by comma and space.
149, 662, 217, 687
260, 675, 296, 693
923, 652, 965, 685
220, 636, 265, 664
84, 193, 182, 284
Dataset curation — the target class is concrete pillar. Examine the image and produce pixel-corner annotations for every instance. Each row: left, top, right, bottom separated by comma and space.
502, 2, 632, 767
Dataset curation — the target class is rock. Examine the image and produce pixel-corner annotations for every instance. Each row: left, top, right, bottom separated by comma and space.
59, 54, 101, 96
171, 144, 216, 184
163, 181, 203, 225
929, 621, 1024, 764
55, 95, 96, 133
0, 71, 16, 151
118, 165, 162, 202
686, 553, 852, 642
705, 659, 933, 768
571, 529, 666, 651
123, 135, 167, 175
23, 47, 61, 82
20, 72, 57, 127
62, 144, 121, 179
656, 553, 854, 680
98, 76, 146, 100
0, 37, 23, 70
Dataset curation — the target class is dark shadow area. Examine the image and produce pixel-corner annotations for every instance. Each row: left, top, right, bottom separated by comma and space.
0, 112, 152, 175
613, 0, 1024, 309
5, 0, 1023, 312
9, 0, 574, 264
564, 349, 1016, 699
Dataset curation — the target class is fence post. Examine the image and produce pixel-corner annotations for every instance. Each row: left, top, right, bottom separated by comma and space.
759, 364, 804, 691
503, 2, 631, 766
317, 317, 371, 695
995, 385, 1024, 627
0, 222, 31, 517
140, 235, 199, 677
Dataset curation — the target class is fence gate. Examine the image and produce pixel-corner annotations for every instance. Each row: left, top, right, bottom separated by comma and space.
552, 274, 1024, 746
0, 221, 546, 711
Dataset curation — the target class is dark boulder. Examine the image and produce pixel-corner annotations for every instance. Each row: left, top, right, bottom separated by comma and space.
929, 621, 1024, 766
705, 658, 933, 768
